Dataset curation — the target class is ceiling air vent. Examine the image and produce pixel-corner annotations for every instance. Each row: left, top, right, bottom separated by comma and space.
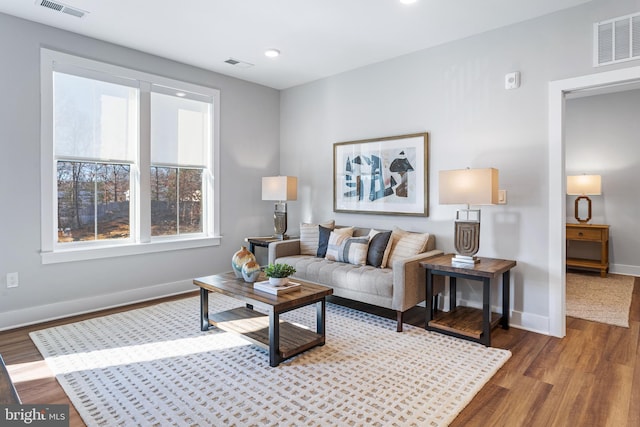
224, 58, 254, 69
594, 12, 640, 66
37, 0, 88, 18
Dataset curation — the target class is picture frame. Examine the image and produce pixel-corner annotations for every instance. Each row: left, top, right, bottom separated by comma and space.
333, 132, 429, 216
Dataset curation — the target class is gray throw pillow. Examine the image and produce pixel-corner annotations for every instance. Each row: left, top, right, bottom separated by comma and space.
367, 231, 391, 267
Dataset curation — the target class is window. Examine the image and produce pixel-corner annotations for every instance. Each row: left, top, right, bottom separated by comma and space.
150, 88, 211, 237
54, 72, 136, 243
57, 161, 131, 242
41, 49, 220, 263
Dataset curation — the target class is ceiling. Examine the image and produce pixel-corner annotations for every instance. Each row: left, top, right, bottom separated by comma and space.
0, 0, 593, 90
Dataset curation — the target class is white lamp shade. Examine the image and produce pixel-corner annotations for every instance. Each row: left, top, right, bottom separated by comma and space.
262, 176, 298, 201
567, 175, 601, 195
439, 168, 499, 205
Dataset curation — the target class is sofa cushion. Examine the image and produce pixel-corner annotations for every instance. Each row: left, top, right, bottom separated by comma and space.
324, 228, 354, 261
300, 220, 335, 255
367, 229, 392, 268
276, 255, 394, 299
382, 227, 430, 268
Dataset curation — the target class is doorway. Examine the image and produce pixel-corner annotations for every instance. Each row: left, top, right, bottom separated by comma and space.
548, 65, 640, 338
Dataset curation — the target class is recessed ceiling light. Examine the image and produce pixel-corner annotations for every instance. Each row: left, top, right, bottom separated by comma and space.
175, 92, 186, 97
264, 49, 281, 58
399, 0, 417, 4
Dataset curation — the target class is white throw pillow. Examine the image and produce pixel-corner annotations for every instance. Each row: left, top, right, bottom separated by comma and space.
299, 220, 335, 255
381, 227, 430, 268
324, 228, 355, 261
337, 236, 371, 266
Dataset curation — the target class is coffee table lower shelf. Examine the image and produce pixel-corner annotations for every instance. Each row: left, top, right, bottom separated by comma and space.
209, 307, 324, 359
428, 306, 502, 340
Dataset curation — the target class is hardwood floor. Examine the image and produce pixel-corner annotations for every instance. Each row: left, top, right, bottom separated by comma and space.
1, 279, 638, 426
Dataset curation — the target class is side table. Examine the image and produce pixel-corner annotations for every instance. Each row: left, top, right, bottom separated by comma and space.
420, 254, 516, 346
566, 223, 609, 277
244, 236, 298, 255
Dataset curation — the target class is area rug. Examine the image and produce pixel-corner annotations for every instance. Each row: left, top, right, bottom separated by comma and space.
566, 272, 635, 327
30, 295, 511, 426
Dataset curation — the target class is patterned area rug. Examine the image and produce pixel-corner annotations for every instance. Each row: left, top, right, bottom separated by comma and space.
566, 272, 635, 327
30, 295, 511, 426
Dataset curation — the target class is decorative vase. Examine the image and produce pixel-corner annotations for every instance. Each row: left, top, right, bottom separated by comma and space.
268, 277, 289, 286
241, 261, 261, 283
231, 246, 256, 278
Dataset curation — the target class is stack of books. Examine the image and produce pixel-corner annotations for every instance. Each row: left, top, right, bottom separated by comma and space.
253, 280, 301, 295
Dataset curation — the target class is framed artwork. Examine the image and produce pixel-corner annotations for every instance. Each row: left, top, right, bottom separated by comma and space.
333, 132, 429, 216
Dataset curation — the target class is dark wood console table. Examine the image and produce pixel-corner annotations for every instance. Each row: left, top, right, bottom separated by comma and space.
420, 254, 516, 346
1, 354, 21, 404
244, 236, 298, 255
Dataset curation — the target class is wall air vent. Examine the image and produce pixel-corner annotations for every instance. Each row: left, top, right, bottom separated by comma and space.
37, 0, 88, 18
594, 12, 640, 66
224, 58, 254, 69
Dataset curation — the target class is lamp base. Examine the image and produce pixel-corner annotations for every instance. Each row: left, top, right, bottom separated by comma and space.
574, 195, 592, 224
273, 203, 288, 240
454, 210, 481, 257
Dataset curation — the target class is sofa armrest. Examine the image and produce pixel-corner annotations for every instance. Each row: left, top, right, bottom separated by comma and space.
391, 249, 444, 312
268, 239, 302, 264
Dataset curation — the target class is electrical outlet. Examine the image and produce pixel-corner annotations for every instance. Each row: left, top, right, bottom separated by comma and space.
6, 272, 19, 288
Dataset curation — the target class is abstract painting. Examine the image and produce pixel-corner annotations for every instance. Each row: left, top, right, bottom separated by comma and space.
333, 133, 428, 216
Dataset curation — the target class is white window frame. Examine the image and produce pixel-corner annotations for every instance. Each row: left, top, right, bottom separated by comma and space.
40, 49, 221, 264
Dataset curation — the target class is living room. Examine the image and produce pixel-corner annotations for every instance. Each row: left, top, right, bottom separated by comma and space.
1, 0, 639, 425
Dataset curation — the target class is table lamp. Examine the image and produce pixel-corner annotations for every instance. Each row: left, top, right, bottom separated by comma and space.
567, 174, 601, 224
262, 176, 297, 240
439, 168, 499, 265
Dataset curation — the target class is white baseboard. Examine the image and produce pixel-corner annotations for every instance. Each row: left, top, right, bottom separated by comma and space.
0, 280, 194, 331
508, 310, 550, 335
610, 263, 640, 276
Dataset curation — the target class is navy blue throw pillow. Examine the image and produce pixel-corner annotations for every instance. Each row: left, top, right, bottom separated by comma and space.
317, 225, 333, 258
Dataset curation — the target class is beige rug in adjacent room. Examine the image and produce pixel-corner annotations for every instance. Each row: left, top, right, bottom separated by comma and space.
30, 295, 511, 427
566, 272, 635, 327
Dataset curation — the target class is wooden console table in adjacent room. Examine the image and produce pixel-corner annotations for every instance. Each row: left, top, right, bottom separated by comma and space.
566, 223, 609, 277
420, 254, 516, 346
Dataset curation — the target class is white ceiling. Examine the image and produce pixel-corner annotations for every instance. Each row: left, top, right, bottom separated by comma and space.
1, 0, 593, 90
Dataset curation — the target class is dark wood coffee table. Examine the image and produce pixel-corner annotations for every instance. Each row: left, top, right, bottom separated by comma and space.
193, 272, 333, 367
0, 354, 20, 404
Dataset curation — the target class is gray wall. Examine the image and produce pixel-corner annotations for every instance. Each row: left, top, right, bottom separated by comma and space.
566, 88, 640, 275
0, 13, 280, 329
279, 0, 640, 333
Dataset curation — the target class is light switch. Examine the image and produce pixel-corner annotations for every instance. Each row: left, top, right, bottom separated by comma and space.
498, 190, 507, 204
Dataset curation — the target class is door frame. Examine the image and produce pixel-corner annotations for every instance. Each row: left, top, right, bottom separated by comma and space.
548, 65, 640, 337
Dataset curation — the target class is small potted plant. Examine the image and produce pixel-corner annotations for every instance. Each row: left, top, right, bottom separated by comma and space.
264, 263, 296, 286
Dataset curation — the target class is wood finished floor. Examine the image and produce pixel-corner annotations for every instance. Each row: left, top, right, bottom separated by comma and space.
1, 277, 638, 427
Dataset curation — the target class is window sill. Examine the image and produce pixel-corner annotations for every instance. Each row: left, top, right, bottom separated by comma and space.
41, 236, 221, 264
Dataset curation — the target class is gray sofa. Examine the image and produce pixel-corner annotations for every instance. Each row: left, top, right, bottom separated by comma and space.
268, 226, 443, 331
